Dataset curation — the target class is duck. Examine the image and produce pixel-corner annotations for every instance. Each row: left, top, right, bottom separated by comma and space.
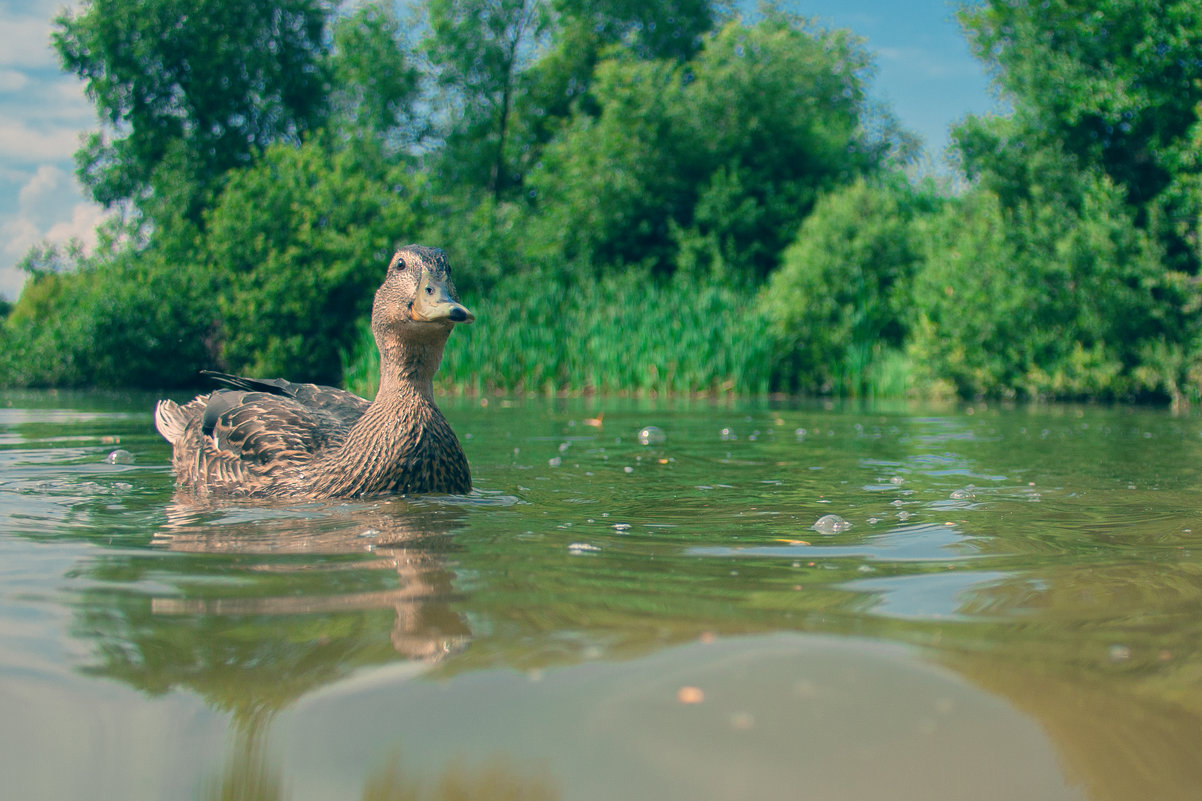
154, 245, 475, 498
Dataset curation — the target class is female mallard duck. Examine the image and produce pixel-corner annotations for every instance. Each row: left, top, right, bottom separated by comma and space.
154, 245, 474, 498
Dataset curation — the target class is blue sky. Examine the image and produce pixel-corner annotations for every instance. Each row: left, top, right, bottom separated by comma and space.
0, 0, 1000, 301
790, 0, 1004, 162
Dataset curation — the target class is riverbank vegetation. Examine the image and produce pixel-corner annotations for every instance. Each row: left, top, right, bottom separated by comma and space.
3, 0, 1202, 403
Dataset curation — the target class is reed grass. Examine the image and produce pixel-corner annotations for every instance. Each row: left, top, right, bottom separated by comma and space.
342, 270, 774, 398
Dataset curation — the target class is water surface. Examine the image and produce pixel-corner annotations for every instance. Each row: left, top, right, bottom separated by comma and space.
2, 391, 1201, 800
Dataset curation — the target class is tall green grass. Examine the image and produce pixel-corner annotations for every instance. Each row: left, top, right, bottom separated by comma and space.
342, 270, 774, 397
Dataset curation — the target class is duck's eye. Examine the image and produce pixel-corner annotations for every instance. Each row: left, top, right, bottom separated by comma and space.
425, 285, 434, 295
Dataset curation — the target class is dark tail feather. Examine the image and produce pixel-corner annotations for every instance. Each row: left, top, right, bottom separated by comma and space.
201, 370, 292, 397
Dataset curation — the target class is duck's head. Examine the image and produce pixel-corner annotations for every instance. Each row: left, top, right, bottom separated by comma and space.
372, 245, 474, 349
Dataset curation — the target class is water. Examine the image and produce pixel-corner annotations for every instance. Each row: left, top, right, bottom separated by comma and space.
3, 390, 1202, 801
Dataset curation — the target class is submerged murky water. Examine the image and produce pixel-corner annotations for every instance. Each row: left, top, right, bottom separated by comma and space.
2, 390, 1201, 800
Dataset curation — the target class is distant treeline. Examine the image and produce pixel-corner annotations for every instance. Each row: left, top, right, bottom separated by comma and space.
3, 0, 1202, 404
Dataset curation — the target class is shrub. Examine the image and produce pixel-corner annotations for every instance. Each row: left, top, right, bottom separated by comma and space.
909, 173, 1177, 400
759, 177, 938, 395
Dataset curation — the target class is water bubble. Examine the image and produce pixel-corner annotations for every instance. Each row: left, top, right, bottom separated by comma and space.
568, 542, 601, 554
548, 456, 562, 467
794, 428, 807, 440
611, 523, 632, 532
949, 488, 976, 500
812, 514, 851, 534
889, 476, 905, 486
112, 482, 133, 492
558, 442, 570, 453
105, 449, 135, 465
720, 427, 737, 441
897, 510, 912, 521
623, 465, 634, 474
637, 425, 666, 445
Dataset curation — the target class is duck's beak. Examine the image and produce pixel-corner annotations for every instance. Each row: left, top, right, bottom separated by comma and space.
411, 267, 475, 324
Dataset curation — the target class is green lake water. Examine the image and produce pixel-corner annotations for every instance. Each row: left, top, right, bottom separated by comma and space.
3, 390, 1201, 800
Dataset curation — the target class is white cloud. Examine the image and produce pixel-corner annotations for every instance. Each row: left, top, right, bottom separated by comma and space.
0, 164, 111, 301
44, 201, 108, 250
0, 12, 58, 70
0, 3, 112, 300
0, 69, 30, 91
20, 79, 95, 123
1, 215, 39, 264
0, 118, 85, 163
17, 164, 74, 226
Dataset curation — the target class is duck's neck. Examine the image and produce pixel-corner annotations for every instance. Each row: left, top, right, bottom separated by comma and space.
308, 338, 453, 497
375, 338, 446, 403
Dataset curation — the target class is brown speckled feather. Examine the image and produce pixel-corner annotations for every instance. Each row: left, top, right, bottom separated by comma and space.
159, 387, 362, 496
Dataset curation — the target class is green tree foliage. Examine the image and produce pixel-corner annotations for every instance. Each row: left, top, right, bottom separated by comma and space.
0, 240, 216, 388
201, 136, 427, 383
1, 1, 432, 389
327, 3, 422, 142
909, 173, 1184, 400
415, 0, 725, 294
556, 0, 716, 63
423, 0, 552, 198
421, 0, 719, 201
54, 0, 330, 221
760, 178, 939, 395
957, 0, 1202, 271
528, 13, 898, 283
515, 0, 718, 146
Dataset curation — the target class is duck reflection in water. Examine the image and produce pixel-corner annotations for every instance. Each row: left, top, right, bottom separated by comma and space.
154, 494, 472, 664
151, 497, 564, 801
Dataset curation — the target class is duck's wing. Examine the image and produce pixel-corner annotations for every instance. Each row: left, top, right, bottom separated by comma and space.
157, 378, 370, 495
201, 371, 370, 428
205, 390, 348, 461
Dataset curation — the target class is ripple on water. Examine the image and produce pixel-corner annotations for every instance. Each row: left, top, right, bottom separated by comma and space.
842, 569, 1015, 621
691, 523, 986, 563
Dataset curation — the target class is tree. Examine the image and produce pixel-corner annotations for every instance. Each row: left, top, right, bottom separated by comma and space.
327, 3, 422, 144
554, 0, 716, 63
956, 0, 1202, 271
527, 12, 904, 282
200, 137, 427, 383
908, 174, 1178, 400
0, 238, 218, 389
423, 0, 551, 199
54, 0, 330, 220
760, 178, 938, 395
420, 0, 722, 201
